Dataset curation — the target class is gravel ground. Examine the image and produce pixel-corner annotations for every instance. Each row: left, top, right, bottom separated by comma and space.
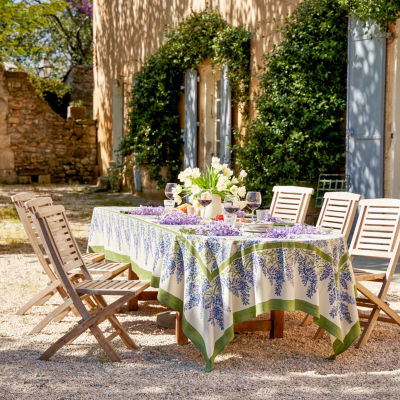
1, 185, 400, 399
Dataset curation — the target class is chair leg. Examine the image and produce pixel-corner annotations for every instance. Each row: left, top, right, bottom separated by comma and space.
314, 327, 325, 339
93, 295, 138, 350
39, 293, 136, 361
301, 313, 313, 327
16, 280, 60, 315
89, 325, 122, 362
357, 308, 380, 347
356, 282, 400, 347
30, 299, 74, 335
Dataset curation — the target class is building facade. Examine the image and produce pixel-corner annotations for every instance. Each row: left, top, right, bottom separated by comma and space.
93, 0, 400, 199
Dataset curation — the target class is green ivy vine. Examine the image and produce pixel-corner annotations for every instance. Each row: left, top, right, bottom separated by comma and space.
234, 0, 349, 203
120, 10, 252, 188
341, 0, 400, 29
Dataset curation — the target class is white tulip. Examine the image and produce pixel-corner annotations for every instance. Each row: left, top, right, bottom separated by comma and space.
239, 170, 247, 179
173, 194, 182, 205
230, 185, 238, 195
239, 200, 247, 209
211, 156, 220, 165
172, 184, 182, 195
232, 196, 240, 207
237, 186, 246, 198
231, 177, 239, 184
222, 164, 233, 177
192, 168, 201, 178
192, 185, 201, 195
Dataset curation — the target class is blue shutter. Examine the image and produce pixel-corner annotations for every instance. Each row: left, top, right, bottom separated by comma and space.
132, 75, 142, 191
112, 78, 124, 162
346, 18, 386, 198
219, 65, 231, 165
184, 70, 198, 168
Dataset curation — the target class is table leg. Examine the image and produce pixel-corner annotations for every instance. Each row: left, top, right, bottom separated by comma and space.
128, 268, 139, 280
175, 312, 188, 345
270, 310, 284, 338
127, 296, 138, 311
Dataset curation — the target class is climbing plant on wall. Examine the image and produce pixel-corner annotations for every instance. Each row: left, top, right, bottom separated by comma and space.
340, 0, 400, 29
233, 0, 349, 203
233, 0, 399, 204
120, 10, 252, 188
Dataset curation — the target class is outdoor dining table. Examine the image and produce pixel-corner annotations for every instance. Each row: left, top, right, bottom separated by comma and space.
88, 206, 361, 371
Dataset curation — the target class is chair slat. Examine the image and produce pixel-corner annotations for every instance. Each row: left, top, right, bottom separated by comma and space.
316, 191, 361, 240
270, 186, 314, 224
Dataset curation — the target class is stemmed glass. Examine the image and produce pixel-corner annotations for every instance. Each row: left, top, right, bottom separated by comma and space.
197, 191, 212, 220
223, 195, 239, 226
246, 191, 262, 222
164, 183, 177, 211
165, 183, 177, 200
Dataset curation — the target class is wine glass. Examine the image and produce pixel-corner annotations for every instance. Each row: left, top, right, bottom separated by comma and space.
223, 196, 239, 226
165, 183, 177, 200
246, 191, 262, 222
197, 191, 212, 219
164, 183, 177, 211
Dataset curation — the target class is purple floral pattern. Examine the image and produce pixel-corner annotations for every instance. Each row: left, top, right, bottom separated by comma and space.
88, 207, 360, 368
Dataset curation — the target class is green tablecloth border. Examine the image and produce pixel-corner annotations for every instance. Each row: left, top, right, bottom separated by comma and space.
88, 245, 153, 281
89, 242, 360, 370
157, 288, 360, 372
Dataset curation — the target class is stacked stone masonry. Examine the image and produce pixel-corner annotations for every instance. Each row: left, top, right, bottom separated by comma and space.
0, 64, 97, 184
65, 65, 93, 118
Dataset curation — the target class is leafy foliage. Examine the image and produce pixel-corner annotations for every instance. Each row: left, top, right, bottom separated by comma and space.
234, 0, 349, 204
0, 0, 92, 77
28, 72, 71, 101
340, 0, 400, 28
121, 10, 252, 188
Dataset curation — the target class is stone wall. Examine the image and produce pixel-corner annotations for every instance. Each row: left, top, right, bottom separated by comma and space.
0, 65, 97, 184
65, 65, 93, 118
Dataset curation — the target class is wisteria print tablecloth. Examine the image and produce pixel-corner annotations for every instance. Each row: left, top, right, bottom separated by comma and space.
88, 207, 360, 371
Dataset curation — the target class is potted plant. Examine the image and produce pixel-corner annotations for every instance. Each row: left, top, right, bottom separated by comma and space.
67, 100, 86, 120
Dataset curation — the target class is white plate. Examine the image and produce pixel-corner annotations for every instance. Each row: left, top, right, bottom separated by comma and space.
242, 222, 274, 233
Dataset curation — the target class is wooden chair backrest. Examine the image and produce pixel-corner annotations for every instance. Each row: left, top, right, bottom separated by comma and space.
316, 191, 361, 240
270, 186, 314, 223
11, 193, 54, 274
349, 199, 400, 260
32, 205, 91, 317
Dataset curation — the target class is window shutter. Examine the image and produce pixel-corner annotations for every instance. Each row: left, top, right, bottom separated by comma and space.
346, 18, 386, 198
132, 75, 142, 191
184, 69, 198, 168
219, 65, 231, 165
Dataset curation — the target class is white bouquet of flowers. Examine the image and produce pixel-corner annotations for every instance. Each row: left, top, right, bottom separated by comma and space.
171, 157, 247, 208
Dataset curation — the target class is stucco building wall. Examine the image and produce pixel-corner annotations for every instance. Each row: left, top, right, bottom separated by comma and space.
385, 21, 400, 198
93, 0, 301, 175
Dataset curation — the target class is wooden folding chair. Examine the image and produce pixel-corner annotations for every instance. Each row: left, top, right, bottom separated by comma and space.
12, 193, 132, 334
301, 191, 361, 327
270, 186, 314, 223
314, 198, 400, 343
349, 198, 400, 346
12, 192, 71, 316
30, 204, 149, 362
